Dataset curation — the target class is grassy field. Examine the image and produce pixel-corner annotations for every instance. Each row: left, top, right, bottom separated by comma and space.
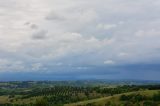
0, 95, 42, 104
65, 90, 160, 106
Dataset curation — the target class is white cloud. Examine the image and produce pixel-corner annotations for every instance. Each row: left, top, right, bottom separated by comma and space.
119, 52, 128, 57
135, 29, 160, 37
97, 23, 117, 30
104, 60, 115, 65
76, 67, 89, 70
31, 63, 43, 71
55, 62, 63, 66
0, 59, 25, 72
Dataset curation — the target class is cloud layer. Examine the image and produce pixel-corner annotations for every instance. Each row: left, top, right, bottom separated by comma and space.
0, 0, 160, 80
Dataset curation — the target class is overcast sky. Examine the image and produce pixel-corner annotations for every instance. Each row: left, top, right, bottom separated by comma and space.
0, 0, 160, 80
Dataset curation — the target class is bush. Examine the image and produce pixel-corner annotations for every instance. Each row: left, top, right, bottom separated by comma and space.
152, 92, 160, 101
35, 98, 48, 106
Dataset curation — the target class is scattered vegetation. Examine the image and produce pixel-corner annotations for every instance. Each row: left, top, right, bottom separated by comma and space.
0, 81, 160, 106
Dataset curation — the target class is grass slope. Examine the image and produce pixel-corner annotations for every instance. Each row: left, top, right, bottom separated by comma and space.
65, 90, 160, 106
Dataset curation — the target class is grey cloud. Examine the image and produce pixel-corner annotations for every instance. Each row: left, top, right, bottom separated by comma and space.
0, 0, 160, 79
30, 24, 39, 29
45, 11, 65, 21
24, 22, 39, 29
24, 22, 31, 26
32, 30, 48, 40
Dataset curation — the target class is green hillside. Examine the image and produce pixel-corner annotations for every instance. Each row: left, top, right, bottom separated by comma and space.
0, 82, 160, 106
65, 90, 160, 106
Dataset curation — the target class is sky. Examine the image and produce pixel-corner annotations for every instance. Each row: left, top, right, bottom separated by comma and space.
0, 0, 160, 81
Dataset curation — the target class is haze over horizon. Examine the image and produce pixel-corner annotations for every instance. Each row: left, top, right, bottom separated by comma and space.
0, 0, 160, 81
